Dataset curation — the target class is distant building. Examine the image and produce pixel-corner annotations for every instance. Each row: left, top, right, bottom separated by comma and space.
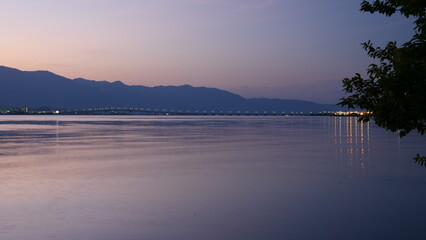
334, 111, 372, 116
0, 107, 12, 114
14, 107, 29, 113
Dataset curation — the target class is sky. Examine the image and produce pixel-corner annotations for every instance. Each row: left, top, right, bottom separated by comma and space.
0, 0, 415, 103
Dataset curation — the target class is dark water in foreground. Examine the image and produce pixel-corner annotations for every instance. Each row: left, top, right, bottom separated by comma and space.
0, 116, 425, 240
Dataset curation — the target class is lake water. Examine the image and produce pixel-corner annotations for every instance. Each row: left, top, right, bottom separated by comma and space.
0, 116, 425, 240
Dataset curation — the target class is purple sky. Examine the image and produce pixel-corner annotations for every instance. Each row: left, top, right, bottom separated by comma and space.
0, 0, 414, 103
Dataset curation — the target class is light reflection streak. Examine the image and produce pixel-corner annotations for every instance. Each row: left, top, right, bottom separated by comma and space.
56, 120, 60, 147
334, 116, 371, 177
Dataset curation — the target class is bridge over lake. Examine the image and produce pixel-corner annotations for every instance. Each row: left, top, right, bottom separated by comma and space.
61, 107, 320, 116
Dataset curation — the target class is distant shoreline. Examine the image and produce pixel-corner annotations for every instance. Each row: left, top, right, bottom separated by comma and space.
0, 112, 370, 117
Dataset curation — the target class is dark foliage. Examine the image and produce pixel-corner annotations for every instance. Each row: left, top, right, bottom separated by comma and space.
414, 154, 426, 167
339, 0, 426, 137
340, 1, 426, 166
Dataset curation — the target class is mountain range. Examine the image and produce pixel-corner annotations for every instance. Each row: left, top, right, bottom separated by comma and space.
0, 66, 343, 113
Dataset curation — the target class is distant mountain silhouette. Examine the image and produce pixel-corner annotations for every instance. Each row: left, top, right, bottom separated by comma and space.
0, 66, 342, 112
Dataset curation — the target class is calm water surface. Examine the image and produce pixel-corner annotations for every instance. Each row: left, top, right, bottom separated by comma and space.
0, 116, 425, 240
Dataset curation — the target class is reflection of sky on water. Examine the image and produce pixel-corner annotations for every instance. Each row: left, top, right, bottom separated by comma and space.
0, 116, 426, 240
